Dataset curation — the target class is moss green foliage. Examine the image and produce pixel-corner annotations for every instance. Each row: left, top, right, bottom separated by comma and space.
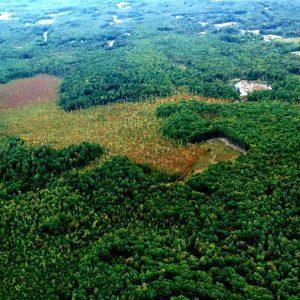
1, 0, 300, 110
157, 101, 247, 149
0, 137, 102, 194
0, 101, 299, 299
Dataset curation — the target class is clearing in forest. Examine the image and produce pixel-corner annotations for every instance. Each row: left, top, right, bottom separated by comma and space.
0, 75, 62, 111
278, 37, 300, 43
291, 51, 300, 56
0, 78, 241, 177
235, 80, 272, 97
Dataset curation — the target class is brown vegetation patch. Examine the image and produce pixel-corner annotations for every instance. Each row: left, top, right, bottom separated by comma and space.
0, 90, 240, 176
0, 75, 62, 111
156, 93, 230, 104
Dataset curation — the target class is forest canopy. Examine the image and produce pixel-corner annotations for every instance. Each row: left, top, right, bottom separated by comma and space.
0, 0, 299, 299
0, 101, 299, 298
0, 0, 300, 109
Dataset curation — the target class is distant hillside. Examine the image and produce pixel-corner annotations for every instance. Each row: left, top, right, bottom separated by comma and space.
0, 0, 299, 110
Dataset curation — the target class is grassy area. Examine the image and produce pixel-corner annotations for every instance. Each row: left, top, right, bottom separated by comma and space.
0, 77, 241, 177
0, 76, 240, 176
278, 37, 300, 43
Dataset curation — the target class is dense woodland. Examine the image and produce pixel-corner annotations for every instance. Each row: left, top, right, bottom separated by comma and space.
0, 0, 300, 109
0, 101, 299, 298
0, 0, 300, 299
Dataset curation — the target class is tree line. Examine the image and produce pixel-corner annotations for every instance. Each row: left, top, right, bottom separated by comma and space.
0, 101, 299, 299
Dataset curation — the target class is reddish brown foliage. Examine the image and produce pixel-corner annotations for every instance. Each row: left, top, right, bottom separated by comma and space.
125, 258, 133, 264
0, 75, 61, 111
154, 93, 230, 105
